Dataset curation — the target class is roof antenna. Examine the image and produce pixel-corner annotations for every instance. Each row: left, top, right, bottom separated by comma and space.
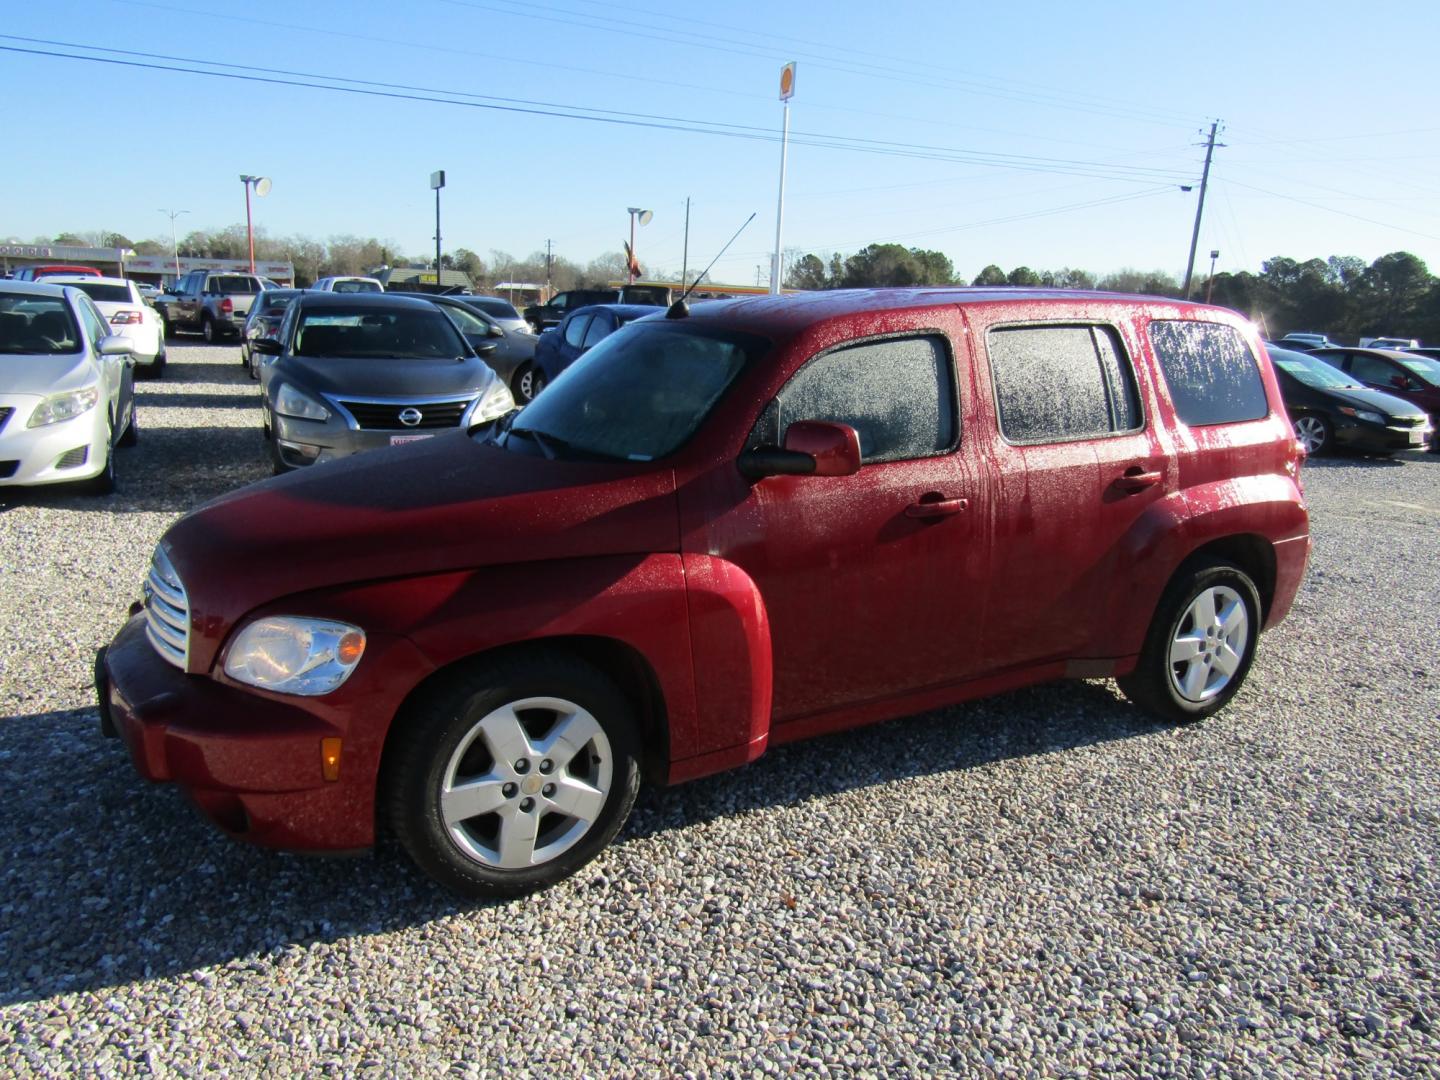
667, 212, 756, 319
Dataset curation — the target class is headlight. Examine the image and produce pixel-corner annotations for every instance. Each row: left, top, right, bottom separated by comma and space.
223, 616, 366, 696
1339, 407, 1384, 424
28, 386, 100, 427
472, 381, 515, 423
276, 383, 330, 421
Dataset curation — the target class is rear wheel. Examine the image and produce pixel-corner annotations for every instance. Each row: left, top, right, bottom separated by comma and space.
532, 371, 548, 397
1293, 414, 1331, 455
1118, 558, 1261, 724
118, 401, 138, 447
202, 315, 216, 344
385, 653, 641, 898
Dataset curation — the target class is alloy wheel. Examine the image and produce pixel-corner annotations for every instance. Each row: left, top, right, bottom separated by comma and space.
1168, 585, 1249, 703
1293, 416, 1327, 454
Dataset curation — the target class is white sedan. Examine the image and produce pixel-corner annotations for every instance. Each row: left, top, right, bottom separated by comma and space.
45, 275, 166, 377
0, 281, 137, 494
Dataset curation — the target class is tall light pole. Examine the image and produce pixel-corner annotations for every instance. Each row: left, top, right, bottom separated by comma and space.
158, 208, 189, 282
1182, 121, 1223, 299
626, 207, 652, 284
770, 61, 796, 295
239, 175, 271, 273
1206, 249, 1220, 304
430, 170, 446, 282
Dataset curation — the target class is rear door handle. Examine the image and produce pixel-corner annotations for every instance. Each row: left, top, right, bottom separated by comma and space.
905, 496, 968, 519
1113, 467, 1162, 493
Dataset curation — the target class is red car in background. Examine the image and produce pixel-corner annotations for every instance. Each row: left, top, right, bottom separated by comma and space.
98, 288, 1310, 897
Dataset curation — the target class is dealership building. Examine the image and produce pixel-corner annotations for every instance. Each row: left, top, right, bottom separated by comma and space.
1, 243, 293, 285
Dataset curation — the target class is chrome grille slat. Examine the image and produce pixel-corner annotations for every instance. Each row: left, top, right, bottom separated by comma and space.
143, 546, 190, 670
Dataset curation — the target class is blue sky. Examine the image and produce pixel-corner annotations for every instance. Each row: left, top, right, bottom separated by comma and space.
4, 0, 1439, 286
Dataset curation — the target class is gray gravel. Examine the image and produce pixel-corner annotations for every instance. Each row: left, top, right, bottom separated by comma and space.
1, 342, 1438, 1076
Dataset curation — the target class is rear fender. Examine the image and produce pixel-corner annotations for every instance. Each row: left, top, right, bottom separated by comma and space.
1106, 475, 1308, 655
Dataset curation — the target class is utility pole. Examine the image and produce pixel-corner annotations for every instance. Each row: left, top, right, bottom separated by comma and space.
545, 239, 553, 294
681, 197, 690, 290
1182, 121, 1224, 300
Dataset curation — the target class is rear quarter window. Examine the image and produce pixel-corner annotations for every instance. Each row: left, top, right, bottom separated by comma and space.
1149, 320, 1268, 426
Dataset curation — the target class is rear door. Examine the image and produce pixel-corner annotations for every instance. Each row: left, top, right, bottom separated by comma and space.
970, 312, 1160, 671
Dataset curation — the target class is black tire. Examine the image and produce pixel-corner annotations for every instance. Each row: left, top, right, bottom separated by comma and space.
1292, 414, 1332, 456
201, 315, 216, 344
80, 421, 117, 496
511, 363, 535, 404
1118, 557, 1262, 724
268, 434, 289, 475
384, 652, 641, 899
161, 316, 177, 341
118, 401, 138, 447
532, 371, 548, 397
148, 347, 166, 380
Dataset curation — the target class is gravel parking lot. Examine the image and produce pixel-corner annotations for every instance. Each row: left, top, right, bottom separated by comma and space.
1, 342, 1437, 1076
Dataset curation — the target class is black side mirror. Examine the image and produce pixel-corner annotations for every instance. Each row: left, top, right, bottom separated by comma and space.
475, 342, 498, 357
252, 338, 283, 355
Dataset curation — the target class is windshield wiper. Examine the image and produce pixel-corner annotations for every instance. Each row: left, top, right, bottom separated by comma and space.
507, 426, 624, 462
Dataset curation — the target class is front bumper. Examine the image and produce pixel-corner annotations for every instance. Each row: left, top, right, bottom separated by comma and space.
96, 613, 426, 851
0, 394, 109, 486
1334, 417, 1433, 452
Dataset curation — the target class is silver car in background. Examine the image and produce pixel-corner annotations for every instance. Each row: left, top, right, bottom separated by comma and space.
255, 292, 513, 473
0, 282, 137, 494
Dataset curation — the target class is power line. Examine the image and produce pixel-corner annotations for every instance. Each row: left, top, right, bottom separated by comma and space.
0, 38, 1197, 186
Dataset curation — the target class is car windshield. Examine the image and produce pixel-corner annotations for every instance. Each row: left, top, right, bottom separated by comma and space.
293, 308, 466, 359
1397, 355, 1440, 386
1272, 350, 1361, 389
0, 295, 81, 354
70, 282, 133, 303
503, 321, 766, 461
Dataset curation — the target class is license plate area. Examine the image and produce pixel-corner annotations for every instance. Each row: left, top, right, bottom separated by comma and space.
390, 434, 434, 446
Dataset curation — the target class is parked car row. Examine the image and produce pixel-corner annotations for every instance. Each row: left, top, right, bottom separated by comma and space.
1267, 345, 1433, 455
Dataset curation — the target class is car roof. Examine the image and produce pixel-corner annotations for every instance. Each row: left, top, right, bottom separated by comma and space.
41, 275, 133, 287
294, 292, 439, 311
668, 287, 1225, 338
0, 280, 72, 299
568, 303, 665, 319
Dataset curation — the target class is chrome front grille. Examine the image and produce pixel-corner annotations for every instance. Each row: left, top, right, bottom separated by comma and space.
332, 396, 475, 430
143, 545, 190, 669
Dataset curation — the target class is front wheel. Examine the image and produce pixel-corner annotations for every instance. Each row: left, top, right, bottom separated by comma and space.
511, 363, 536, 404
1293, 414, 1331, 455
1118, 558, 1261, 724
384, 653, 641, 898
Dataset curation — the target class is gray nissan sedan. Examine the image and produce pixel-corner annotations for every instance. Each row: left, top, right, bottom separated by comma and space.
256, 293, 515, 472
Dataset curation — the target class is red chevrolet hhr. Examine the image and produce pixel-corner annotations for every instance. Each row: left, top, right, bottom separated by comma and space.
98, 289, 1310, 897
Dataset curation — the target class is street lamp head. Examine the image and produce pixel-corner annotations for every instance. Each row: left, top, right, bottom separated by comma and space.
1210, 249, 1220, 259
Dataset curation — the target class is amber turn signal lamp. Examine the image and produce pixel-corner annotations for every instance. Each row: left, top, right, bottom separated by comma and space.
320, 737, 343, 782
337, 632, 365, 665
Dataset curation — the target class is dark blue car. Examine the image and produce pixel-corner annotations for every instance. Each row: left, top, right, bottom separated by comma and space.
532, 304, 659, 394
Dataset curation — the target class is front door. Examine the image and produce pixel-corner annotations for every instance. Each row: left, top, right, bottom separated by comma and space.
683, 322, 994, 727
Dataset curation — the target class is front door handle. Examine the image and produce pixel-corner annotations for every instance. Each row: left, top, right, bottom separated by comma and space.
1113, 467, 1162, 493
905, 495, 968, 519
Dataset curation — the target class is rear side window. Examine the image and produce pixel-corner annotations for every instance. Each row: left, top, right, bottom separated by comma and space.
776, 335, 955, 463
212, 276, 260, 294
1149, 320, 1268, 426
988, 324, 1141, 443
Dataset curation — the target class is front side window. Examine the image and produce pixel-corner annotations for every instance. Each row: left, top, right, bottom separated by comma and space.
1347, 353, 1398, 385
1397, 355, 1440, 387
77, 297, 110, 346
505, 322, 764, 461
581, 313, 613, 349
775, 335, 955, 463
563, 314, 592, 348
988, 324, 1141, 442
1149, 320, 1268, 426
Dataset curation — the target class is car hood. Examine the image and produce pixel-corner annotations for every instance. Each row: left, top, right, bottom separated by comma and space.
270, 353, 498, 400
163, 431, 679, 640
0, 352, 94, 397
1322, 384, 1428, 417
